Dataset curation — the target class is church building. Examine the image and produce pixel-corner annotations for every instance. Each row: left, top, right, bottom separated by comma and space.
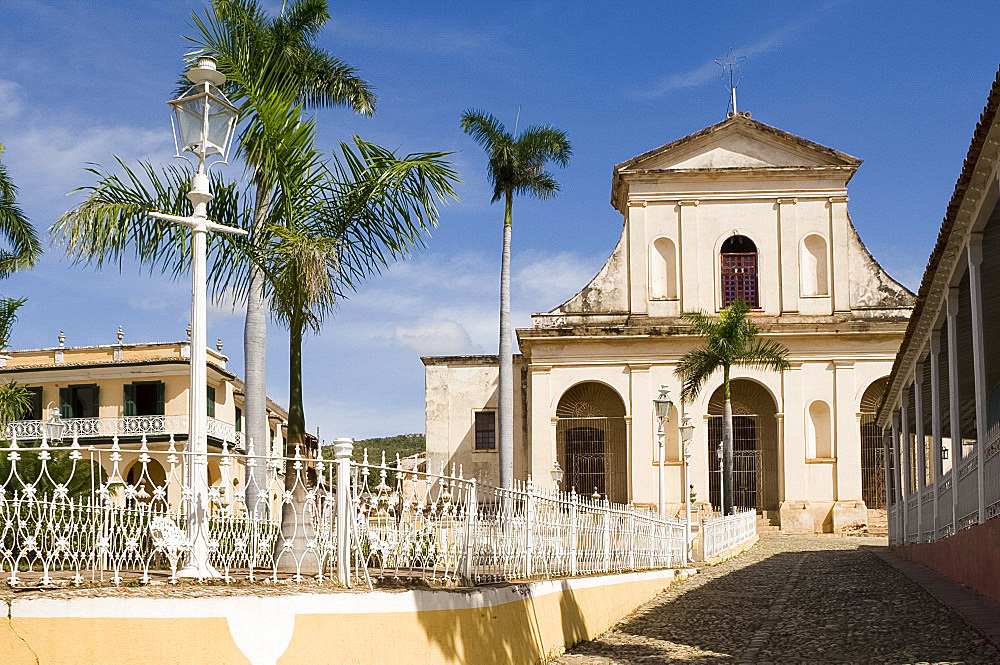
424, 111, 913, 533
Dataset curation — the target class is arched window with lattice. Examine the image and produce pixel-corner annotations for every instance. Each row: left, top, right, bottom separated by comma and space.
720, 235, 759, 308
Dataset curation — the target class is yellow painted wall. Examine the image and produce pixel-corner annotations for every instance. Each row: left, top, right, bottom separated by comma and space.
1, 569, 693, 665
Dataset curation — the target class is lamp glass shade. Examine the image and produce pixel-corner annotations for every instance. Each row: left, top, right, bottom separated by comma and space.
169, 83, 237, 160
653, 394, 672, 420
679, 415, 695, 444
45, 407, 65, 442
551, 461, 564, 485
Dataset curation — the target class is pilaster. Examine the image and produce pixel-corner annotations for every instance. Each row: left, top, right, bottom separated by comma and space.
777, 198, 798, 313
628, 364, 652, 505
529, 365, 552, 482
627, 200, 648, 314
678, 200, 699, 311
833, 360, 859, 500
828, 196, 851, 313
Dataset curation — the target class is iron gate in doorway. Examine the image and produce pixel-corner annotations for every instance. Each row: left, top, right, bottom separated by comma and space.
556, 416, 628, 503
707, 414, 776, 511
860, 413, 886, 508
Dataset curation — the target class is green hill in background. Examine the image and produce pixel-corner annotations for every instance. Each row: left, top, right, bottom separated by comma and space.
322, 433, 426, 464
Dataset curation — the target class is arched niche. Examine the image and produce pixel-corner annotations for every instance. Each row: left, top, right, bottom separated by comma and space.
800, 234, 829, 297
806, 400, 833, 459
649, 237, 678, 300
555, 382, 628, 503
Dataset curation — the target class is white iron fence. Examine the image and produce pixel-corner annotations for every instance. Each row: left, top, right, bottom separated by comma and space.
0, 437, 692, 589
701, 510, 757, 560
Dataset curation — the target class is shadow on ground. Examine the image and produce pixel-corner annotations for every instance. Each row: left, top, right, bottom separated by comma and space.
562, 539, 1000, 664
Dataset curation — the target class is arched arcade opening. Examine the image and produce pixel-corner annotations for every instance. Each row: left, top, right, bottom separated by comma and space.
707, 379, 779, 511
555, 382, 628, 503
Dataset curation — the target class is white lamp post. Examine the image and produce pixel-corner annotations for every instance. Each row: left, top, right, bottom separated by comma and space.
151, 56, 244, 580
653, 385, 673, 518
679, 412, 695, 564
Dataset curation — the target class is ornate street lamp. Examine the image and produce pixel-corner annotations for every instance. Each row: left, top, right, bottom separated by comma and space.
43, 404, 65, 444
679, 412, 695, 563
653, 385, 673, 518
150, 56, 245, 580
550, 460, 564, 489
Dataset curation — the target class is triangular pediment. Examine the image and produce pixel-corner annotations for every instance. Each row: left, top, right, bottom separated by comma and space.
617, 115, 861, 172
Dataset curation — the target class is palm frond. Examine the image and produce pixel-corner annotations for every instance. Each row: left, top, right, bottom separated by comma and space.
675, 347, 724, 403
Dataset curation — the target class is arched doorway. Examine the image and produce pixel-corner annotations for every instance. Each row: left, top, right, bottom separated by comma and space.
720, 234, 759, 308
859, 377, 889, 508
555, 382, 628, 503
707, 379, 779, 510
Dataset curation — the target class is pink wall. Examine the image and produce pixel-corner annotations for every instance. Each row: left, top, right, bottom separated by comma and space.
895, 518, 1000, 603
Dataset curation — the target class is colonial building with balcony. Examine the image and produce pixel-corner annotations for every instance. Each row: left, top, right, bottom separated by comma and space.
0, 330, 305, 500
878, 67, 1000, 603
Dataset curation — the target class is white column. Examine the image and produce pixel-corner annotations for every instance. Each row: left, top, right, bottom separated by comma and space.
967, 234, 987, 524
946, 288, 961, 529
901, 388, 912, 543
929, 332, 943, 539
892, 409, 906, 542
913, 363, 926, 539
828, 196, 851, 313
776, 198, 798, 313
678, 200, 699, 311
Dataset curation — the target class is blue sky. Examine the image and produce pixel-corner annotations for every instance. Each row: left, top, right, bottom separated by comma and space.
1, 1, 997, 440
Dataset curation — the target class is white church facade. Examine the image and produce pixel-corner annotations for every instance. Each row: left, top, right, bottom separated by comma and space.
424, 112, 913, 532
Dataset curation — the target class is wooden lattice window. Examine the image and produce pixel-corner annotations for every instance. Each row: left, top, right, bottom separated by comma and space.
720, 235, 759, 308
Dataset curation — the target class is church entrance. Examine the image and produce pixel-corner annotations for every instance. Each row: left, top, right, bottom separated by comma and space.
706, 379, 779, 511
555, 382, 628, 503
860, 377, 889, 508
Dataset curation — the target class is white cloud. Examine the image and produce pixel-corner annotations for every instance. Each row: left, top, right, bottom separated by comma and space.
395, 318, 476, 356
636, 11, 829, 98
0, 79, 23, 121
4, 123, 171, 211
515, 250, 606, 311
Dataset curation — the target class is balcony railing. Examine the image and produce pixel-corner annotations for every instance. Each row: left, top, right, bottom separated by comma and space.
4, 415, 244, 448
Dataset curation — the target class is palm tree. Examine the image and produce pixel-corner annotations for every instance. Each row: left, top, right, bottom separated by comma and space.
53, 0, 375, 512
460, 109, 571, 488
0, 144, 42, 278
188, 0, 375, 508
674, 300, 790, 516
0, 145, 41, 433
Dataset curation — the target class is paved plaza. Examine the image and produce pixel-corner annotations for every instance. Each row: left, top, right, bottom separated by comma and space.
553, 534, 1000, 665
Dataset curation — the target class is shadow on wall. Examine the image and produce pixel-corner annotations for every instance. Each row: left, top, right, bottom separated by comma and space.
412, 580, 588, 665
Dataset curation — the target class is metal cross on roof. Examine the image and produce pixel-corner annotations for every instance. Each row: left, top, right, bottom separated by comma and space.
714, 49, 747, 114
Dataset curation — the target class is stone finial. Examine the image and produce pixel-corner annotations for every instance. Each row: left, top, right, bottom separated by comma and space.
216, 339, 223, 352
58, 331, 65, 348
117, 325, 124, 343
186, 324, 192, 341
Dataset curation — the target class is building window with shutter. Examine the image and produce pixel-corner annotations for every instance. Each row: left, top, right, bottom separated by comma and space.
235, 407, 242, 432
124, 381, 165, 416
22, 387, 42, 420
474, 411, 496, 451
206, 385, 216, 418
59, 384, 99, 418
720, 234, 760, 309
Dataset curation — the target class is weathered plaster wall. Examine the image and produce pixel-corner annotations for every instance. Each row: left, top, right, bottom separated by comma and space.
0, 568, 694, 665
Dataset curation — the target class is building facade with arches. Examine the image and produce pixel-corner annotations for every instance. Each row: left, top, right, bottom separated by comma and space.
424, 113, 913, 532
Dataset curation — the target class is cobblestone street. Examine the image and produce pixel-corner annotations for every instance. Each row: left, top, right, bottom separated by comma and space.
553, 535, 1000, 665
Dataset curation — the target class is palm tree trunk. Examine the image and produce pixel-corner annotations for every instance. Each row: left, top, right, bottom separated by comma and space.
244, 177, 271, 518
498, 191, 514, 489
275, 312, 317, 575
722, 365, 735, 516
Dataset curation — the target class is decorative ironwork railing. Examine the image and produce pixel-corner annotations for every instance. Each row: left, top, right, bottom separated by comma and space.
701, 510, 756, 560
4, 416, 243, 447
0, 438, 701, 590
347, 449, 689, 586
